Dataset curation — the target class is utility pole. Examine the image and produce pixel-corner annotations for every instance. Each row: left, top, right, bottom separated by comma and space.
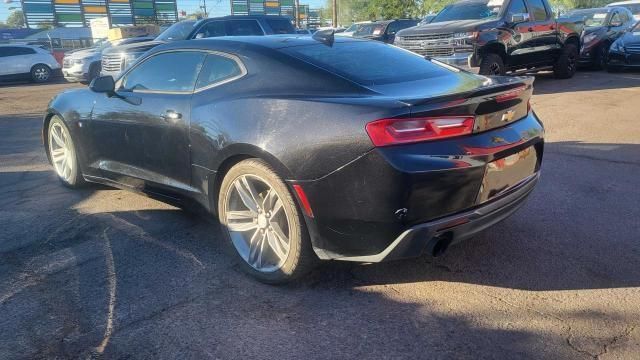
294, 0, 300, 28
332, 0, 337, 28
200, 0, 208, 18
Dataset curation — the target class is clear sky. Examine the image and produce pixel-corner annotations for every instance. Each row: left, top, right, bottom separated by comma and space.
0, 0, 326, 23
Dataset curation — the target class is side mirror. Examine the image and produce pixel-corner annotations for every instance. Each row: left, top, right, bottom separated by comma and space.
511, 13, 531, 23
90, 75, 115, 94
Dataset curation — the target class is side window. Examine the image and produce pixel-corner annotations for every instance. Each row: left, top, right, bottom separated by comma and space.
506, 0, 528, 19
610, 12, 623, 26
525, 0, 547, 20
195, 54, 244, 89
14, 47, 36, 55
386, 22, 401, 34
122, 51, 206, 92
226, 20, 263, 36
0, 47, 18, 57
265, 18, 295, 34
198, 21, 226, 38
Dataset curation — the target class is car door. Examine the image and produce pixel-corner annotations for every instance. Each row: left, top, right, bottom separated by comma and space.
88, 50, 207, 192
0, 47, 24, 75
504, 0, 536, 67
522, 0, 557, 64
0, 47, 14, 76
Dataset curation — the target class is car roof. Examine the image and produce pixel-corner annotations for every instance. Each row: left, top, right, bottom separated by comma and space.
608, 0, 640, 5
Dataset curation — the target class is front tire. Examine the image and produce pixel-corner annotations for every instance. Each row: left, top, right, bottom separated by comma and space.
554, 43, 578, 79
31, 64, 51, 83
47, 116, 85, 188
218, 159, 316, 283
478, 53, 505, 76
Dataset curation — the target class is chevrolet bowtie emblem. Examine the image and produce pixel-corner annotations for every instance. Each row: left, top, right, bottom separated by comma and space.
501, 110, 515, 122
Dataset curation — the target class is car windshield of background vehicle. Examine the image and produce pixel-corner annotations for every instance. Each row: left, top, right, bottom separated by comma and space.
432, 0, 503, 22
354, 23, 387, 36
155, 20, 197, 41
266, 18, 295, 34
282, 41, 462, 85
567, 10, 608, 27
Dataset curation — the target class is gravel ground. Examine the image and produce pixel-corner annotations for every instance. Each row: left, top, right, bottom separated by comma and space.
1, 71, 639, 359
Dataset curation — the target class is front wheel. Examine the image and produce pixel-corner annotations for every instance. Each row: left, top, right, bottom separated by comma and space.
553, 44, 578, 79
593, 44, 609, 70
47, 116, 85, 187
218, 159, 316, 283
478, 53, 505, 76
31, 64, 51, 83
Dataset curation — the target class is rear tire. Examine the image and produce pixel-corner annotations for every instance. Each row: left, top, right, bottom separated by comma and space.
47, 116, 85, 188
479, 53, 505, 76
218, 158, 317, 284
31, 64, 51, 83
553, 43, 578, 79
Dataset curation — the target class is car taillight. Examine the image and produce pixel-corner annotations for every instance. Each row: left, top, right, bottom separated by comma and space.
495, 85, 527, 103
365, 116, 475, 147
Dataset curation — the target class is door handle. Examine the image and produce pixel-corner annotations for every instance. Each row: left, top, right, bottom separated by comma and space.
161, 110, 182, 122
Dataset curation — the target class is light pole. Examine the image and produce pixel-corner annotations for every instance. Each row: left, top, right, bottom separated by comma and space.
294, 0, 300, 28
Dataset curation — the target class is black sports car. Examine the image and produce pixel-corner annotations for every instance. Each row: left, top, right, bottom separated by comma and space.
608, 21, 640, 71
43, 34, 544, 283
563, 7, 636, 69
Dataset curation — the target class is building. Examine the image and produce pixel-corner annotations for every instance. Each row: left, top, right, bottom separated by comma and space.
230, 0, 320, 28
19, 0, 178, 28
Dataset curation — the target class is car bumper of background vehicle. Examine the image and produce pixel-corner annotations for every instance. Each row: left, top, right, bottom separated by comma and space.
333, 172, 539, 262
63, 70, 89, 82
608, 51, 640, 67
433, 52, 474, 70
298, 112, 544, 260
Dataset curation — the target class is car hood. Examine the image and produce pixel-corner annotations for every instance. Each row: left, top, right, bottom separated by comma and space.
397, 19, 496, 36
65, 47, 100, 60
617, 29, 640, 45
102, 40, 164, 55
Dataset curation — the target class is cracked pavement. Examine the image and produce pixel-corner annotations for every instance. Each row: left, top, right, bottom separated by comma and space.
1, 72, 639, 359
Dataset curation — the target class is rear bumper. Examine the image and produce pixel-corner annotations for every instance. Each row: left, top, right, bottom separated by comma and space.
299, 112, 544, 260
335, 172, 538, 262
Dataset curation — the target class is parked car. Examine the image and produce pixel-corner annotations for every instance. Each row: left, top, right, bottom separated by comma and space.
608, 21, 640, 70
295, 29, 314, 35
335, 21, 371, 37
394, 0, 583, 78
607, 0, 640, 20
44, 35, 544, 283
101, 15, 296, 78
0, 44, 61, 83
62, 36, 154, 84
351, 19, 420, 43
562, 7, 636, 69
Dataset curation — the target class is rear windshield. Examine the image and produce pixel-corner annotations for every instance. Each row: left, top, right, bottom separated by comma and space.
281, 40, 454, 85
432, 0, 503, 22
354, 23, 387, 36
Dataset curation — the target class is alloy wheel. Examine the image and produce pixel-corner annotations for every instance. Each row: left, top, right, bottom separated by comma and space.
34, 66, 50, 81
489, 62, 502, 75
224, 174, 291, 272
48, 122, 75, 182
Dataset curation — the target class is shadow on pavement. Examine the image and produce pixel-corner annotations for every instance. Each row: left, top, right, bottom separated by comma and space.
533, 70, 640, 95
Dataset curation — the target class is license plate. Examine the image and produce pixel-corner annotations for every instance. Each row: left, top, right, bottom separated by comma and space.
477, 146, 538, 203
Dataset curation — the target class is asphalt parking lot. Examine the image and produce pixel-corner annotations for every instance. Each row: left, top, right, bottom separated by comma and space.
1, 71, 639, 359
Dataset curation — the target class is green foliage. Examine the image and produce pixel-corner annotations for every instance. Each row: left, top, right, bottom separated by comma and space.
6, 10, 25, 28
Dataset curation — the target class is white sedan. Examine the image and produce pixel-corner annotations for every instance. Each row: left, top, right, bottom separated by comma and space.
0, 45, 61, 83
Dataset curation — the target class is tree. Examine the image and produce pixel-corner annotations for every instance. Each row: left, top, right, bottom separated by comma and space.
6, 9, 25, 28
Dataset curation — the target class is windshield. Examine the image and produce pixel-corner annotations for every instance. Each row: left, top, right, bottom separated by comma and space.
354, 23, 387, 37
432, 0, 503, 22
567, 10, 608, 27
155, 20, 197, 41
345, 23, 366, 32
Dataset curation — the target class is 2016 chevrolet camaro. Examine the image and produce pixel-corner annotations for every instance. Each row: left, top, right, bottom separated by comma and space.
44, 35, 544, 283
